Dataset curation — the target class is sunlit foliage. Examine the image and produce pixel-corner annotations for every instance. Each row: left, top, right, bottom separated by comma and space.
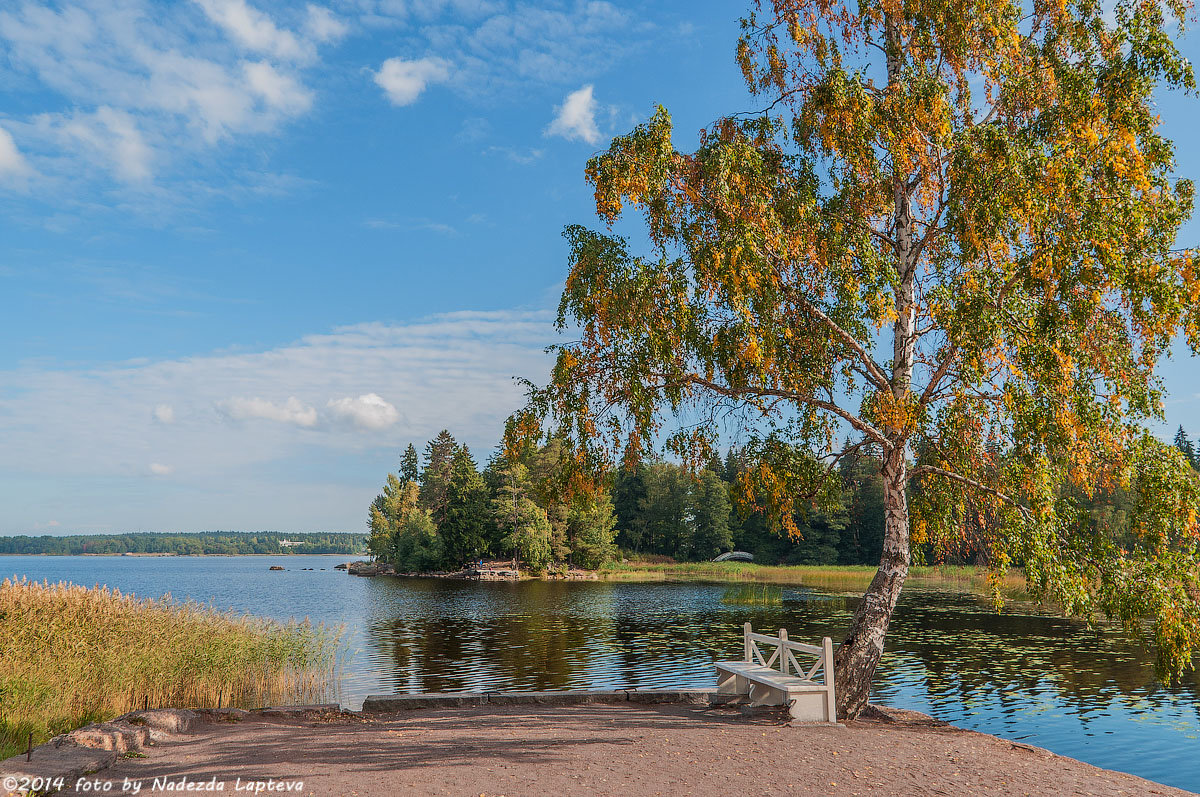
515, 0, 1200, 713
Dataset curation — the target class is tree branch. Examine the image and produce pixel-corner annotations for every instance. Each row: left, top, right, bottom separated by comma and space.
918, 344, 959, 409
908, 464, 1031, 519
656, 371, 893, 450
765, 254, 893, 391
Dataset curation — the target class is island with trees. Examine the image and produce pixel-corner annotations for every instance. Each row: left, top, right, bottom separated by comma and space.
367, 426, 1200, 581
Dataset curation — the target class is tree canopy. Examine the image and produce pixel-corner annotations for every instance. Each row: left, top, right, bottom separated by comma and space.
514, 0, 1200, 717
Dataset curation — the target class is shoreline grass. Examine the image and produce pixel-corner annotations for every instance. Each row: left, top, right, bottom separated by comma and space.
0, 577, 339, 760
599, 560, 1030, 598
721, 584, 783, 606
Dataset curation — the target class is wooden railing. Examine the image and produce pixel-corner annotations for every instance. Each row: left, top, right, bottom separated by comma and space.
742, 622, 835, 682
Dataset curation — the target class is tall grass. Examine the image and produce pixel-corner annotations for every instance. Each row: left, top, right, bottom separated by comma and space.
721, 584, 783, 606
601, 560, 1029, 598
0, 578, 339, 760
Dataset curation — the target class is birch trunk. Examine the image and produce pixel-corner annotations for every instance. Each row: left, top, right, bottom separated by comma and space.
833, 447, 912, 718
831, 13, 916, 720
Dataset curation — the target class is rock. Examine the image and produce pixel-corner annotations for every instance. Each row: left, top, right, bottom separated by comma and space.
66, 722, 150, 753
0, 744, 117, 796
120, 709, 198, 737
347, 561, 394, 576
334, 563, 348, 570
256, 704, 341, 719
269, 565, 285, 571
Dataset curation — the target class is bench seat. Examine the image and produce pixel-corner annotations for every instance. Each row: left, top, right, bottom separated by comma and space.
715, 660, 830, 693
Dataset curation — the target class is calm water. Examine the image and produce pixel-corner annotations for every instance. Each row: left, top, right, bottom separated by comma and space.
4, 555, 1199, 792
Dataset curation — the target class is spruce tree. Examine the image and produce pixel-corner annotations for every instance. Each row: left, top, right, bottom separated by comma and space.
401, 443, 420, 484
1173, 426, 1196, 469
440, 446, 490, 567
420, 430, 458, 524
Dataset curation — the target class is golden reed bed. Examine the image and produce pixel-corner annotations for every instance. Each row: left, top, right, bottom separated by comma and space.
0, 577, 338, 759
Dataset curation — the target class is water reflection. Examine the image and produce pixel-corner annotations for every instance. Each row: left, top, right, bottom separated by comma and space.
359, 578, 1200, 792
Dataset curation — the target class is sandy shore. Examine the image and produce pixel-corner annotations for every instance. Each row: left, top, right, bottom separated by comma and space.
50, 703, 1194, 797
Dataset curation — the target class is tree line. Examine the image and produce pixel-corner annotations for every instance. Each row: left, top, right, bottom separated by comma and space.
0, 532, 363, 556
368, 430, 897, 572
370, 426, 1200, 574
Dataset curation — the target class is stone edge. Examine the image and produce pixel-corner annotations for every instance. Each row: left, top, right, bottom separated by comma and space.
361, 688, 715, 712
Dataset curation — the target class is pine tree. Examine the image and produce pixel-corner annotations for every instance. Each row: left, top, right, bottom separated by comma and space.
612, 465, 648, 552
489, 464, 554, 572
367, 474, 421, 561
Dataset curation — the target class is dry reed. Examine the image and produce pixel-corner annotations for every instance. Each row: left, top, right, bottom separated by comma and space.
601, 560, 1030, 598
0, 577, 339, 760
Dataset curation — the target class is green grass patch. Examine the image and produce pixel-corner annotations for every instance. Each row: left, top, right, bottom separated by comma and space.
0, 577, 340, 760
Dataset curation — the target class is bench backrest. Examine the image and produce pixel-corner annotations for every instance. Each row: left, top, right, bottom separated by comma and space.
743, 622, 835, 684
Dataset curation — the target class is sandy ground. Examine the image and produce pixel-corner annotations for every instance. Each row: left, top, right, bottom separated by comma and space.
56, 704, 1195, 797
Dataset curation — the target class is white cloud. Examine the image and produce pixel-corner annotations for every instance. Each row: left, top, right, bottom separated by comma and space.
0, 0, 335, 196
546, 84, 600, 145
153, 404, 175, 424
483, 145, 543, 165
148, 462, 174, 475
304, 4, 348, 42
411, 2, 638, 97
243, 61, 314, 115
374, 57, 451, 106
327, 393, 400, 430
57, 106, 154, 182
192, 0, 311, 62
0, 308, 556, 532
0, 126, 32, 179
217, 396, 319, 427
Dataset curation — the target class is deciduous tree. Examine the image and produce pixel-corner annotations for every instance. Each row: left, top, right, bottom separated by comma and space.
515, 0, 1200, 717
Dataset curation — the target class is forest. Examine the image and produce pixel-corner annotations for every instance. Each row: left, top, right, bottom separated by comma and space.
368, 427, 1200, 573
0, 531, 363, 556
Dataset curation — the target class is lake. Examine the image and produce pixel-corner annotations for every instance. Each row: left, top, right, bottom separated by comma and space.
3, 554, 1198, 792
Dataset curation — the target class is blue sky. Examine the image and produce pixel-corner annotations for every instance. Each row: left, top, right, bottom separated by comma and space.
0, 0, 1197, 535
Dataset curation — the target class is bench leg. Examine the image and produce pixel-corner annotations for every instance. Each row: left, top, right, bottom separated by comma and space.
747, 682, 785, 706
716, 671, 751, 696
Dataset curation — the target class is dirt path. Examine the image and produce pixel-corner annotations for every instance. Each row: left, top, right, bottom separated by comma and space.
58, 704, 1194, 797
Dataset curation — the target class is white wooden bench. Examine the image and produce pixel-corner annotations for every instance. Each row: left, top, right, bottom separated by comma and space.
714, 622, 837, 723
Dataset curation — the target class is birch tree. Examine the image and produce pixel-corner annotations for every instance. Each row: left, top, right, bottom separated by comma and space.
513, 0, 1200, 717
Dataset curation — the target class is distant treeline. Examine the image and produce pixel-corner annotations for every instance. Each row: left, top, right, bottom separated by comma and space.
0, 532, 364, 556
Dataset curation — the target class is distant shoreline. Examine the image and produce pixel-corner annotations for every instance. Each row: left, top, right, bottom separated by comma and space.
0, 552, 364, 557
